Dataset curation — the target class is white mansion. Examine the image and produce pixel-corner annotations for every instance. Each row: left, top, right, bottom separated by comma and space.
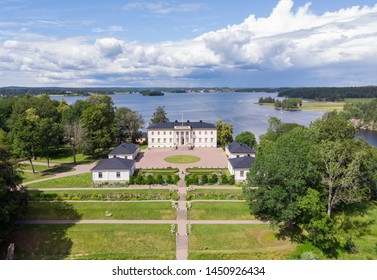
147, 120, 217, 148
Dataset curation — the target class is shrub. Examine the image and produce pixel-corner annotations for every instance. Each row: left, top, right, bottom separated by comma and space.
201, 174, 208, 184
146, 175, 154, 185
156, 174, 164, 185
129, 176, 135, 184
166, 174, 172, 184
290, 242, 324, 260
221, 174, 228, 184
228, 175, 235, 185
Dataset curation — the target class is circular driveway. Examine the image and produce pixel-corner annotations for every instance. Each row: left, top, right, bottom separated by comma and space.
135, 147, 228, 169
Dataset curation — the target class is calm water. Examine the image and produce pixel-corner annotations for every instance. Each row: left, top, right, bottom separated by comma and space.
51, 92, 377, 146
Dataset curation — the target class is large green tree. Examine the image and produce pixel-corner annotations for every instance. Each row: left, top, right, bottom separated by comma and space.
235, 131, 256, 149
81, 95, 115, 155
150, 106, 169, 124
216, 119, 233, 148
0, 145, 28, 244
115, 107, 144, 143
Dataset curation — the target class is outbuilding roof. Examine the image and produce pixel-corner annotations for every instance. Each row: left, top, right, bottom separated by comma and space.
147, 120, 216, 129
109, 143, 139, 155
91, 157, 134, 171
229, 156, 255, 169
226, 142, 254, 154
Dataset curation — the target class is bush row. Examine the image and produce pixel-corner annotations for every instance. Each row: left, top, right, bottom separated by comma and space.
185, 174, 235, 186
186, 192, 246, 201
29, 191, 179, 201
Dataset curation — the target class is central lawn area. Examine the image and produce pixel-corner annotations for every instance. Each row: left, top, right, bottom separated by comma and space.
188, 202, 253, 220
21, 172, 55, 183
140, 168, 179, 174
26, 173, 92, 188
188, 224, 295, 260
23, 201, 176, 220
164, 155, 200, 164
20, 165, 75, 183
7, 224, 175, 259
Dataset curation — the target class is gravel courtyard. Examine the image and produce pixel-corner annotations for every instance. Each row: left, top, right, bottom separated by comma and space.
136, 147, 228, 169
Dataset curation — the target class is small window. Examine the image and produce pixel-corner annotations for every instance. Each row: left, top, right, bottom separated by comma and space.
164, 138, 166, 143
199, 131, 201, 135
170, 131, 172, 135
211, 131, 213, 135
170, 138, 172, 142
158, 138, 160, 143
164, 131, 166, 135
152, 138, 154, 143
152, 132, 154, 135
205, 131, 207, 135
98, 172, 102, 179
211, 138, 213, 142
116, 172, 121, 178
205, 138, 207, 142
240, 171, 244, 177
158, 132, 160, 135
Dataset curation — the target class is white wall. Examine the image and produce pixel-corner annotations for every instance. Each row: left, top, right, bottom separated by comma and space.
148, 128, 217, 148
227, 161, 249, 181
92, 168, 134, 182
108, 149, 139, 160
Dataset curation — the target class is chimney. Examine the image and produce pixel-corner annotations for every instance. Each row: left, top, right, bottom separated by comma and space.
199, 120, 202, 122
187, 120, 190, 122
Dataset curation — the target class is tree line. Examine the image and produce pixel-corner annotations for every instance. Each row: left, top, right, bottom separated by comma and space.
278, 86, 377, 101
246, 113, 377, 258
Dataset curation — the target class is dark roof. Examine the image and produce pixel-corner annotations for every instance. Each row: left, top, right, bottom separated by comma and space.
147, 121, 216, 129
229, 156, 255, 169
109, 143, 139, 155
91, 158, 134, 171
226, 142, 254, 154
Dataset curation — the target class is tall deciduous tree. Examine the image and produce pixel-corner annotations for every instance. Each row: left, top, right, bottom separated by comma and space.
216, 119, 233, 148
81, 95, 115, 155
150, 106, 169, 124
115, 107, 144, 143
235, 131, 256, 149
0, 145, 28, 243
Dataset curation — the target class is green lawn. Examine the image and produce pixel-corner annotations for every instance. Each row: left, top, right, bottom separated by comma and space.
21, 172, 56, 183
28, 189, 178, 201
164, 155, 200, 164
186, 189, 245, 200
139, 144, 148, 150
189, 224, 295, 260
20, 164, 74, 173
26, 173, 92, 188
7, 224, 176, 259
188, 202, 253, 220
38, 147, 96, 165
301, 101, 345, 112
140, 168, 179, 174
23, 201, 176, 220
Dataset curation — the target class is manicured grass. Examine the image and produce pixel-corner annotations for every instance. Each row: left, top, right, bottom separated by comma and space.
20, 164, 74, 173
140, 168, 179, 174
28, 189, 179, 201
188, 202, 253, 220
21, 172, 55, 183
7, 224, 175, 259
38, 147, 96, 165
164, 155, 200, 164
188, 224, 295, 260
24, 201, 176, 220
139, 144, 148, 150
186, 189, 245, 201
26, 173, 92, 188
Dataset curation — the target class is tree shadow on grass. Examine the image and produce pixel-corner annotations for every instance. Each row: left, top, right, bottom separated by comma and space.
2, 191, 82, 260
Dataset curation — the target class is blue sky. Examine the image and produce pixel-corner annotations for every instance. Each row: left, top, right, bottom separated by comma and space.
1, 0, 377, 87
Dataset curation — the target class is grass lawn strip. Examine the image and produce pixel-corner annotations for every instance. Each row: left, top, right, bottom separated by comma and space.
188, 201, 254, 220
7, 224, 175, 260
24, 201, 176, 220
140, 168, 179, 174
21, 172, 56, 183
164, 155, 200, 164
188, 224, 295, 260
26, 173, 92, 188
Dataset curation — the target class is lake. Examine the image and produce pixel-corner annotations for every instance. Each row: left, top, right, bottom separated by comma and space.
51, 92, 377, 146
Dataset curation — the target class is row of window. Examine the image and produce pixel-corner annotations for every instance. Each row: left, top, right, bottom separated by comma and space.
151, 130, 214, 136
98, 172, 121, 179
151, 138, 214, 143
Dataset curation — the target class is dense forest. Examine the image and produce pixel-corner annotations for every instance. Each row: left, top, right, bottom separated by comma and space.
278, 86, 377, 101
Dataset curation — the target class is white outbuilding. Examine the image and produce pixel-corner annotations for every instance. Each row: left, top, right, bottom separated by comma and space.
108, 143, 139, 160
91, 157, 135, 183
228, 156, 255, 182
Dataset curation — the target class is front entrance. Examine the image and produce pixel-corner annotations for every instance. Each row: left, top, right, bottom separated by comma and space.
181, 137, 184, 145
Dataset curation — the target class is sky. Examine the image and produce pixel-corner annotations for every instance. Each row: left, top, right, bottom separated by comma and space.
0, 0, 377, 87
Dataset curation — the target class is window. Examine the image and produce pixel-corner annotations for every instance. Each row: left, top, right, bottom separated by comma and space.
152, 138, 154, 143
205, 138, 207, 142
151, 132, 154, 135
211, 138, 213, 142
116, 172, 121, 178
170, 131, 172, 135
205, 131, 207, 135
199, 131, 201, 135
164, 131, 166, 135
199, 138, 201, 142
158, 138, 160, 143
98, 172, 102, 179
193, 131, 195, 135
240, 171, 244, 177
158, 132, 160, 135
164, 138, 166, 143
170, 138, 172, 142
211, 131, 213, 135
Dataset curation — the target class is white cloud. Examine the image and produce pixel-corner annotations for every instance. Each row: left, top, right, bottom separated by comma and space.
123, 1, 206, 14
1, 0, 377, 86
92, 26, 124, 33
